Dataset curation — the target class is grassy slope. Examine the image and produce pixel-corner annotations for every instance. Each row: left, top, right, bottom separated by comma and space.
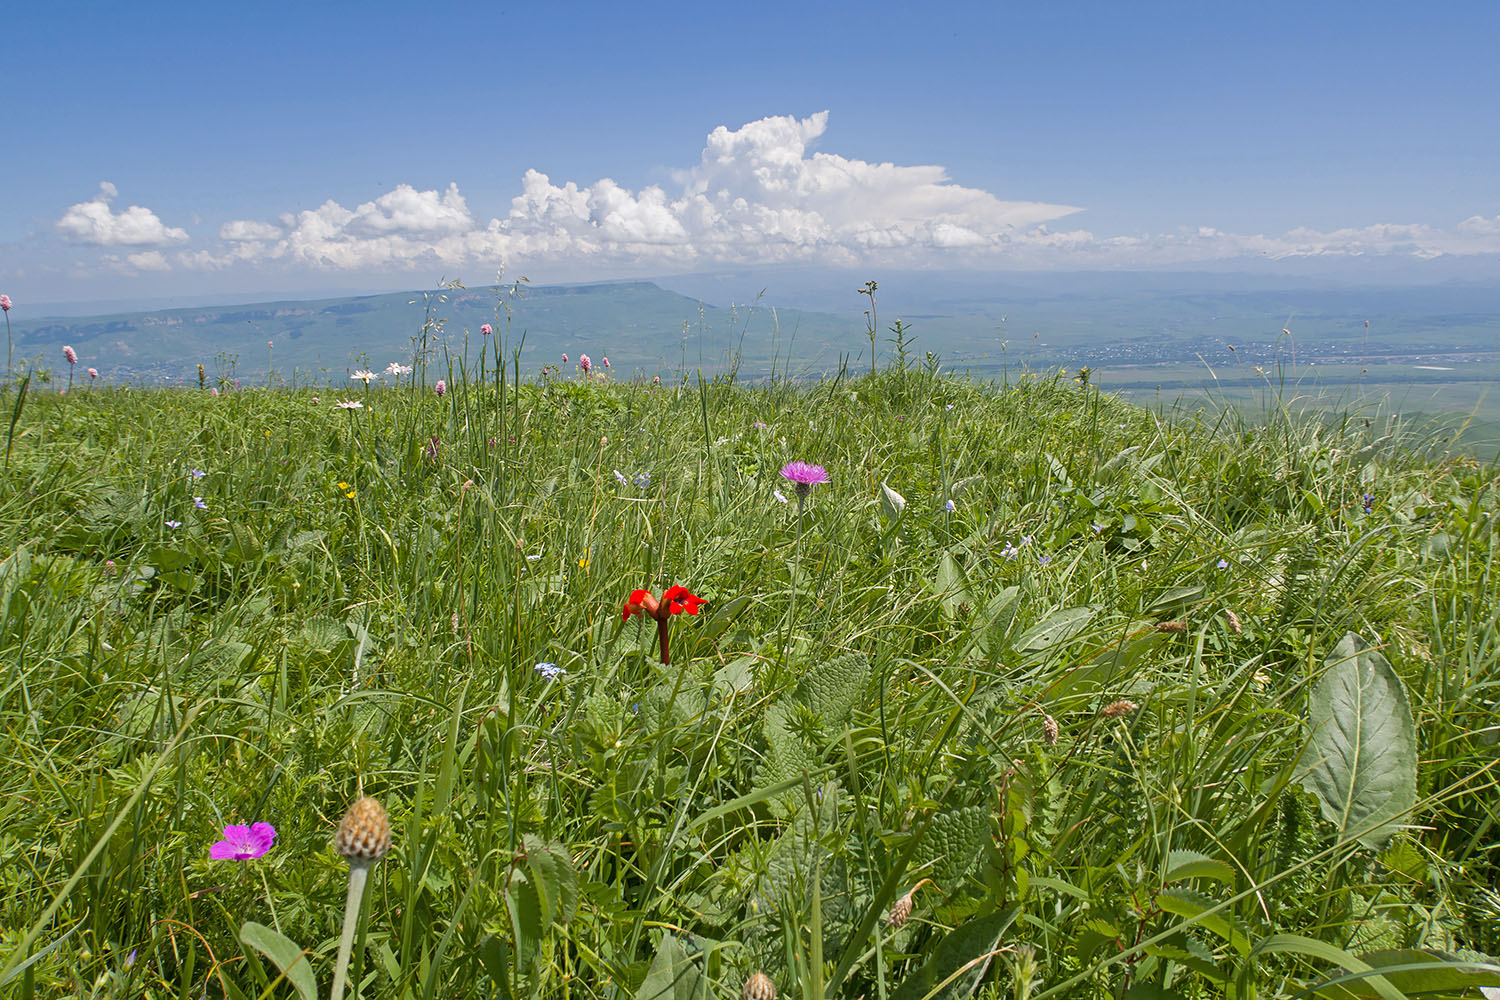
0, 359, 1496, 998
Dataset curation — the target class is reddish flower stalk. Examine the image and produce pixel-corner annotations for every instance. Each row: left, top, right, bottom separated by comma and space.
622, 585, 703, 664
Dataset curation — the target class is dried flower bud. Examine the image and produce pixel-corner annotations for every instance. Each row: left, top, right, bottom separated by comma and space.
1154, 621, 1188, 634
1225, 609, 1243, 635
1100, 700, 1139, 719
451, 612, 460, 634
743, 971, 776, 1000
888, 892, 914, 929
336, 796, 391, 862
1042, 713, 1059, 746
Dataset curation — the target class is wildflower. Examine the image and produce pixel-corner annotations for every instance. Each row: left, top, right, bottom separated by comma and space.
945, 499, 956, 512
602, 356, 610, 368
753, 421, 768, 429
1217, 558, 1229, 569
614, 468, 629, 487
561, 353, 568, 363
351, 370, 377, 385
1100, 699, 1139, 718
0, 294, 9, 311
1091, 522, 1104, 533
1020, 536, 1033, 547
1038, 554, 1051, 566
383, 362, 412, 378
779, 461, 829, 500
945, 403, 954, 411
579, 353, 591, 374
63, 345, 77, 365
1001, 542, 1019, 559
434, 379, 446, 397
193, 497, 207, 510
773, 489, 788, 504
424, 436, 440, 462
210, 822, 277, 861
652, 375, 660, 385
622, 585, 704, 664
744, 971, 776, 1000
165, 519, 181, 529
104, 559, 117, 574
535, 662, 566, 681
211, 387, 220, 397
87, 367, 98, 380
481, 323, 493, 336
634, 471, 650, 489
190, 468, 206, 479
335, 399, 364, 410
312, 397, 319, 404
1362, 492, 1375, 514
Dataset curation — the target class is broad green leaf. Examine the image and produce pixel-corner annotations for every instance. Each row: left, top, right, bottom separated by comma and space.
238, 921, 317, 1000
633, 934, 708, 1000
1307, 948, 1500, 999
794, 652, 871, 732
1156, 887, 1251, 956
1298, 633, 1418, 850
889, 906, 1019, 1000
1147, 585, 1204, 614
918, 805, 990, 887
1015, 605, 1097, 655
880, 481, 907, 522
935, 550, 969, 617
1164, 849, 1236, 885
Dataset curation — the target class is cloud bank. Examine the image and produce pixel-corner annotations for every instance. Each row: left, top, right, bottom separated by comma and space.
51, 114, 1500, 276
56, 182, 190, 248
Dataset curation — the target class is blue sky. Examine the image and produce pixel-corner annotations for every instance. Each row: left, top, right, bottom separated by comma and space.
4, 0, 1498, 302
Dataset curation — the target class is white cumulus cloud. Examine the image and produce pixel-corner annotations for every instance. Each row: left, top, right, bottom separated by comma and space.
56, 182, 190, 247
153, 113, 1500, 276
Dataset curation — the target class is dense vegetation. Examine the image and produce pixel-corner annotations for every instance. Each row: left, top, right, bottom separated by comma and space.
1, 350, 1497, 999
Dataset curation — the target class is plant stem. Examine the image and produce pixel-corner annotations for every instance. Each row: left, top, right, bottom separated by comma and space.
330, 859, 370, 1000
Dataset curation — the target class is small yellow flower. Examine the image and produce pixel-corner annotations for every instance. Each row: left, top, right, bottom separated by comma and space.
338, 482, 351, 490
345, 490, 357, 499
264, 429, 271, 436
577, 557, 589, 568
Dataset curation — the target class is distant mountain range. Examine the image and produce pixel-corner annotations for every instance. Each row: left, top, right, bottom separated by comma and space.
7, 273, 1499, 394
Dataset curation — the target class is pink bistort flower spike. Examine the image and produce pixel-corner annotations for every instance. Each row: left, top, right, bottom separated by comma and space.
481, 323, 492, 336
561, 353, 568, 364
63, 345, 78, 365
602, 356, 610, 368
0, 294, 11, 311
434, 379, 446, 397
87, 367, 98, 380
579, 353, 591, 374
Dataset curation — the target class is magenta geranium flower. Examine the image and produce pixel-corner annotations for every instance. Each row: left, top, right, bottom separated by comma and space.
210, 822, 276, 860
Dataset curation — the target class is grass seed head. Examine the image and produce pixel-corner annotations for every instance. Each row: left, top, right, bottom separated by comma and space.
1154, 621, 1188, 634
336, 796, 392, 862
1100, 699, 1139, 719
1226, 609, 1243, 634
1042, 713, 1059, 746
743, 970, 776, 1000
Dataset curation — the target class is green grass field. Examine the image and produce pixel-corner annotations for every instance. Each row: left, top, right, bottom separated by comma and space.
1, 352, 1498, 999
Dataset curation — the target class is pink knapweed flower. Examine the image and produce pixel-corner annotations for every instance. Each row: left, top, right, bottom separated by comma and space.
434, 379, 446, 397
209, 822, 276, 861
780, 461, 829, 500
87, 367, 98, 380
579, 353, 591, 374
481, 323, 493, 336
0, 294, 11, 312
63, 345, 78, 365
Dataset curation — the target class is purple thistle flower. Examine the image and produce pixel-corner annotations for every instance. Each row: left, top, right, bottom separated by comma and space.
780, 461, 829, 500
209, 822, 276, 860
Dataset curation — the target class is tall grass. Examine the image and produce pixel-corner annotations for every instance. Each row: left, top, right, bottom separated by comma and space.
0, 343, 1495, 998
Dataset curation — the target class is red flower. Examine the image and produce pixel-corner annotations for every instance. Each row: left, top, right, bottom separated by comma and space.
662, 585, 703, 615
621, 586, 704, 664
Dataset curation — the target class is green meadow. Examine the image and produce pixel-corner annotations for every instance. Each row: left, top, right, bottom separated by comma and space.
1, 344, 1498, 999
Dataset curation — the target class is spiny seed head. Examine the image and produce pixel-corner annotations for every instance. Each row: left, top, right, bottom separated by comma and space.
1226, 609, 1243, 634
1100, 699, 1139, 719
336, 796, 391, 862
1154, 621, 1188, 634
1042, 714, 1059, 746
743, 970, 776, 1000
888, 892, 914, 928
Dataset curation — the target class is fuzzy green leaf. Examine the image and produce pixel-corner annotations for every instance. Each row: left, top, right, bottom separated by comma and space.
889, 906, 1019, 1000
1298, 632, 1418, 850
